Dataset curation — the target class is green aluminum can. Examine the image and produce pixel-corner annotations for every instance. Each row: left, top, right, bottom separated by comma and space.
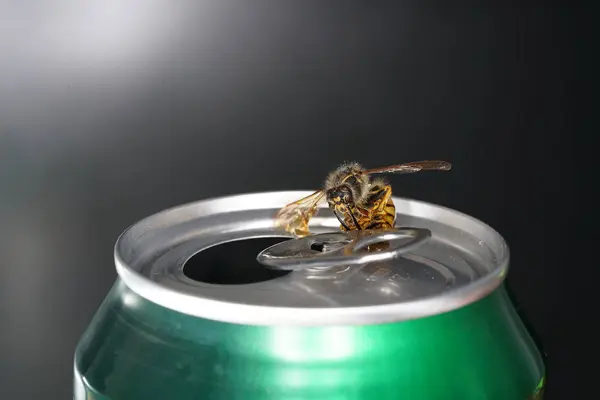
73, 191, 545, 400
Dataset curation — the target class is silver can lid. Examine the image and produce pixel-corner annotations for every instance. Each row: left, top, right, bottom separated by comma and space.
115, 191, 509, 326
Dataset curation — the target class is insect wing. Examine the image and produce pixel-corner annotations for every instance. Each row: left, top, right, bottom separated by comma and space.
363, 160, 451, 175
274, 190, 326, 237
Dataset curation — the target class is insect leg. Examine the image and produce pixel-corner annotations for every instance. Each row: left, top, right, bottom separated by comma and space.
347, 207, 362, 230
333, 209, 352, 231
373, 185, 393, 212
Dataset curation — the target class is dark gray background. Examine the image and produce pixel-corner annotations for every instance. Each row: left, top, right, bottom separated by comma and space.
1, 3, 587, 399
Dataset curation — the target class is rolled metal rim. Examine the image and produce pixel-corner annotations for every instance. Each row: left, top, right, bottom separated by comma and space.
114, 190, 510, 326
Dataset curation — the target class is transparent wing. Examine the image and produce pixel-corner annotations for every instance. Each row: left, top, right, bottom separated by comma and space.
363, 160, 451, 175
274, 190, 326, 237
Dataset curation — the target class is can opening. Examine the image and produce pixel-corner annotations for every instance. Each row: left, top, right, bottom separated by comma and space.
182, 237, 292, 285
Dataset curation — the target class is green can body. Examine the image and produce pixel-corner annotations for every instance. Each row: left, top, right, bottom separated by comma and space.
74, 278, 545, 400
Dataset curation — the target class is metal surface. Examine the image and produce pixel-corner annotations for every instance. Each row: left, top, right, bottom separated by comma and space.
74, 191, 544, 399
74, 278, 545, 400
256, 228, 432, 270
114, 190, 509, 326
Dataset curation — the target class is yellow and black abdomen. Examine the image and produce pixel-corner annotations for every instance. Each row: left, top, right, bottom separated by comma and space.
335, 183, 396, 232
364, 184, 396, 229
358, 184, 396, 252
364, 195, 396, 230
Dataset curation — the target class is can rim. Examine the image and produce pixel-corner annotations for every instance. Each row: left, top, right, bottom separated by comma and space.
114, 190, 510, 326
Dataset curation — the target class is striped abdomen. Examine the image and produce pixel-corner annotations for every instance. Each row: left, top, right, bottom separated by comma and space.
364, 195, 396, 230
338, 184, 396, 231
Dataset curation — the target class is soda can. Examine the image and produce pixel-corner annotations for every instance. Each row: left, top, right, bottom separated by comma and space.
73, 191, 546, 399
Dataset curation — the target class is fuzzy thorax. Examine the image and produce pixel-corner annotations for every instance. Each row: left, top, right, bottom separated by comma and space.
323, 161, 388, 208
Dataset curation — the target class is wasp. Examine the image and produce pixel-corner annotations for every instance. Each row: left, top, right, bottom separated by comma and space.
274, 160, 451, 237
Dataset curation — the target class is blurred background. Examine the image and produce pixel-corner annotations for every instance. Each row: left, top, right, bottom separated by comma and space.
0, 2, 587, 399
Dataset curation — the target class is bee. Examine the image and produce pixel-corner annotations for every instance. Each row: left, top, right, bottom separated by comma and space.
274, 160, 451, 238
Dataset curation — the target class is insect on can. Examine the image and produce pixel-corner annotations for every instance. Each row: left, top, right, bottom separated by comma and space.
73, 191, 546, 400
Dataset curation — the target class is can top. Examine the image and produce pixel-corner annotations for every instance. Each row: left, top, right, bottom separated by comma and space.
115, 191, 509, 326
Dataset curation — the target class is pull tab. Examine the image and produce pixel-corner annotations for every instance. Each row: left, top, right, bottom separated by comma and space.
256, 227, 431, 271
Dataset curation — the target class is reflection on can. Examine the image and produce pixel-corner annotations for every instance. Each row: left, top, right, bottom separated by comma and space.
74, 191, 545, 399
